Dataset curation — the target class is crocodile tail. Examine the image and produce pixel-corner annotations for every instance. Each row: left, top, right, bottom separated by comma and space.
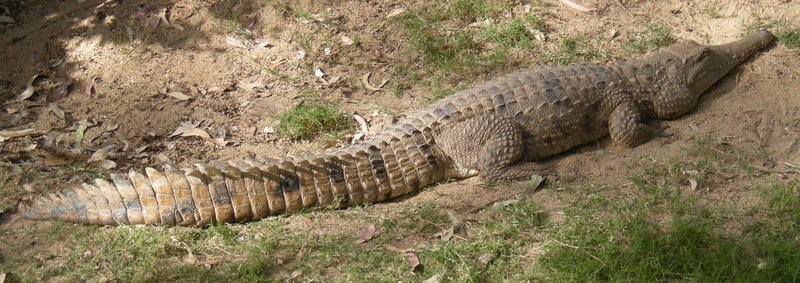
20, 129, 444, 226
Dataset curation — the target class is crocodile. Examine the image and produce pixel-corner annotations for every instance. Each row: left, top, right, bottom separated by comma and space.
17, 29, 775, 226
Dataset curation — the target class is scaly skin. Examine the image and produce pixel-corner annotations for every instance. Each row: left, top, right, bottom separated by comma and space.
19, 30, 774, 226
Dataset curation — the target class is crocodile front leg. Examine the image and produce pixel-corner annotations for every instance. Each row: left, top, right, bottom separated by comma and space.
609, 101, 652, 147
437, 115, 552, 181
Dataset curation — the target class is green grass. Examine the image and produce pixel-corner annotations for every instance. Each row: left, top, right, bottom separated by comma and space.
275, 103, 352, 140
627, 24, 677, 54
546, 36, 606, 65
776, 28, 800, 51
482, 15, 546, 49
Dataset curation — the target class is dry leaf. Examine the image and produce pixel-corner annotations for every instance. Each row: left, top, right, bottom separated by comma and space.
560, 0, 597, 12
169, 121, 201, 137
237, 81, 265, 91
290, 270, 302, 279
172, 23, 185, 30
314, 68, 325, 78
166, 91, 192, 101
92, 159, 117, 169
0, 272, 6, 283
225, 36, 247, 48
85, 76, 98, 97
355, 224, 377, 244
0, 15, 14, 23
52, 80, 74, 101
361, 72, 388, 92
87, 145, 118, 163
403, 252, 421, 272
477, 253, 494, 270
689, 179, 699, 191
421, 275, 440, 283
0, 128, 45, 142
48, 103, 66, 119
6, 74, 43, 104
386, 8, 406, 18
528, 174, 544, 190
207, 86, 223, 93
341, 35, 354, 45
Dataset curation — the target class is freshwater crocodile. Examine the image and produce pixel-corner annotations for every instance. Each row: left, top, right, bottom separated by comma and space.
18, 29, 775, 226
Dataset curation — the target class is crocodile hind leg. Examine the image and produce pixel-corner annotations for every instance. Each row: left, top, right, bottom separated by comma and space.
436, 115, 552, 182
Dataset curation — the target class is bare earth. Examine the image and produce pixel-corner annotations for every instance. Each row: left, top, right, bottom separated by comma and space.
0, 0, 798, 280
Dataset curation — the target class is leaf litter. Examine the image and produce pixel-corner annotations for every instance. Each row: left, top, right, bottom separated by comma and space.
170, 121, 229, 147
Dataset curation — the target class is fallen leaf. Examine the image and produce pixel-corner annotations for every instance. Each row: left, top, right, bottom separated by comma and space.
361, 72, 388, 92
126, 26, 134, 41
477, 253, 494, 270
165, 91, 192, 101
207, 86, 223, 93
204, 256, 224, 267
403, 252, 421, 272
528, 174, 544, 191
385, 8, 406, 18
48, 103, 66, 119
0, 15, 13, 23
87, 144, 118, 163
172, 23, 185, 30
169, 121, 201, 137
492, 199, 520, 208
689, 179, 699, 191
0, 128, 45, 142
92, 159, 117, 169
225, 36, 247, 48
85, 76, 98, 97
355, 224, 377, 244
52, 80, 74, 101
237, 81, 265, 91
6, 74, 43, 104
433, 227, 454, 242
181, 128, 212, 139
290, 270, 302, 279
341, 35, 354, 45
421, 275, 440, 283
560, 0, 597, 12
49, 58, 65, 68
34, 151, 86, 166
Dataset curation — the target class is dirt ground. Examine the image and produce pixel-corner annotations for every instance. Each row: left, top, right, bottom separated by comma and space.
0, 0, 798, 281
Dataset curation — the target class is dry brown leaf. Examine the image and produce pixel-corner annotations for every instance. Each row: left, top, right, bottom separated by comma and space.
290, 270, 302, 279
353, 114, 369, 134
34, 151, 86, 166
169, 121, 202, 137
477, 253, 494, 270
421, 275, 440, 283
361, 72, 388, 92
92, 159, 117, 169
88, 145, 118, 163
6, 74, 43, 104
85, 76, 98, 97
238, 81, 265, 92
403, 252, 421, 272
52, 79, 74, 101
355, 224, 377, 244
0, 128, 45, 142
341, 35, 354, 46
560, 0, 597, 12
48, 103, 66, 119
689, 179, 699, 191
181, 128, 212, 139
206, 86, 223, 93
166, 91, 192, 101
386, 8, 406, 18
172, 23, 185, 30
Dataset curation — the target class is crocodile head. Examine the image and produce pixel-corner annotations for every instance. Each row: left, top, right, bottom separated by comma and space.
664, 29, 774, 96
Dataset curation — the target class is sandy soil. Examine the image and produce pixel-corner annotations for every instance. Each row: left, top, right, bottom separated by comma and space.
0, 0, 798, 279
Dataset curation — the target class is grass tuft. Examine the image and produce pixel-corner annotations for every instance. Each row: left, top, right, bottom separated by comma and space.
776, 28, 800, 51
482, 15, 546, 49
627, 24, 676, 53
276, 103, 352, 140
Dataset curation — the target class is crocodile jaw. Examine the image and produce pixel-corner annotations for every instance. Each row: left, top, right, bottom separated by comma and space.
677, 29, 775, 96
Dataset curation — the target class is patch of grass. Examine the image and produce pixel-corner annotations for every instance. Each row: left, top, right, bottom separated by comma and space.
704, 7, 720, 18
276, 103, 352, 140
776, 28, 800, 51
627, 24, 676, 54
482, 15, 546, 49
546, 36, 604, 65
398, 12, 483, 70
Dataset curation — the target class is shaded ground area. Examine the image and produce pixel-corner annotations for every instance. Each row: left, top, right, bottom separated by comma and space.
0, 0, 799, 281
